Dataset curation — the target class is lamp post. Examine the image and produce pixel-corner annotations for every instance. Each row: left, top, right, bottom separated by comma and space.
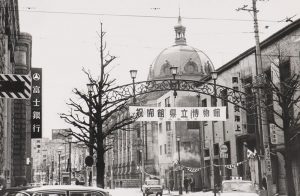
170, 66, 178, 98
130, 70, 137, 104
176, 136, 182, 195
111, 154, 114, 189
58, 150, 61, 185
211, 71, 218, 196
68, 137, 72, 185
87, 83, 94, 186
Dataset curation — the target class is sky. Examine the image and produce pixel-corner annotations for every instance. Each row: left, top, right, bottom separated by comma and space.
18, 0, 300, 139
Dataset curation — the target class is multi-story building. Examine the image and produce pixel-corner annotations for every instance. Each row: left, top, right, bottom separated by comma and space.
31, 129, 89, 185
0, 0, 32, 187
106, 15, 300, 196
106, 16, 213, 189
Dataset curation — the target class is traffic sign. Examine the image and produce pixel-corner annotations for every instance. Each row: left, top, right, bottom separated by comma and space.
85, 156, 94, 167
220, 144, 228, 153
220, 152, 228, 159
0, 74, 31, 99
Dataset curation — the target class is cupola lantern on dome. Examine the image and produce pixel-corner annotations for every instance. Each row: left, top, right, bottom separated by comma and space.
174, 14, 186, 45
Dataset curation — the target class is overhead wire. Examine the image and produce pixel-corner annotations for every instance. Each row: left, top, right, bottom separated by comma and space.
15, 8, 286, 23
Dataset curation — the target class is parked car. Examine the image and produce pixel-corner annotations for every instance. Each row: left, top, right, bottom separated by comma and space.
0, 186, 35, 196
219, 178, 259, 196
142, 178, 163, 196
13, 185, 111, 196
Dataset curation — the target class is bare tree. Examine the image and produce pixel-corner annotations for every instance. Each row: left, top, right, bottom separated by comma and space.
59, 23, 136, 188
253, 46, 300, 195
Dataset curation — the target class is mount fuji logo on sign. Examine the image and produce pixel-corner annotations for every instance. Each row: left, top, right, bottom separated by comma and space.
0, 74, 32, 99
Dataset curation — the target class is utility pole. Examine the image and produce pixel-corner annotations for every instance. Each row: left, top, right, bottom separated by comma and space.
236, 1, 272, 195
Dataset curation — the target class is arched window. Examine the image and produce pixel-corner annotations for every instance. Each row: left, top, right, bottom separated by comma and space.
184, 59, 198, 73
160, 60, 171, 76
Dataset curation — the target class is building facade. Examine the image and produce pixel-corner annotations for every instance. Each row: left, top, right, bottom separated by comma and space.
0, 0, 32, 187
31, 129, 89, 185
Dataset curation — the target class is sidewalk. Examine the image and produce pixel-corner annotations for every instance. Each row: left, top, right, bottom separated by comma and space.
167, 190, 214, 196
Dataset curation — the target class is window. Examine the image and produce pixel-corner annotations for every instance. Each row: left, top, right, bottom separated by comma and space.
165, 97, 170, 107
204, 148, 210, 157
187, 121, 199, 129
202, 99, 208, 125
164, 144, 167, 154
166, 121, 171, 131
214, 143, 219, 156
158, 102, 161, 107
37, 145, 41, 148
159, 123, 162, 133
160, 145, 162, 155
202, 99, 207, 107
221, 89, 229, 118
232, 77, 239, 83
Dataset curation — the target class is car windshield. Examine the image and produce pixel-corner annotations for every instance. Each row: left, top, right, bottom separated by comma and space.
222, 181, 256, 193
146, 180, 159, 185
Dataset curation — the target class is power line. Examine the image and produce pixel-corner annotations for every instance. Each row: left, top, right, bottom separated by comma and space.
16, 9, 283, 23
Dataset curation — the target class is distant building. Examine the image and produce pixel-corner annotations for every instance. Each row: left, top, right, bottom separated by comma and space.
31, 131, 88, 185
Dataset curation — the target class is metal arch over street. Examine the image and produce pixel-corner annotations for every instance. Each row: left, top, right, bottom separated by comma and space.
106, 79, 250, 111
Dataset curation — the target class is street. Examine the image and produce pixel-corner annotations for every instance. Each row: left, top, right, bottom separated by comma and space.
108, 188, 214, 196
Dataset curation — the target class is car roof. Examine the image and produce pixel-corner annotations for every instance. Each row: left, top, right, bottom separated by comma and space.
24, 185, 107, 192
222, 180, 252, 183
4, 186, 35, 191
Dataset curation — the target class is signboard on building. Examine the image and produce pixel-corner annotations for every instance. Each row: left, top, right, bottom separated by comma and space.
264, 144, 272, 175
31, 68, 42, 138
0, 74, 31, 99
269, 123, 284, 145
167, 132, 172, 157
129, 106, 226, 121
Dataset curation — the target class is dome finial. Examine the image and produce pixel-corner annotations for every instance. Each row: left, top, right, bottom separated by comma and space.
178, 8, 182, 25
174, 10, 186, 45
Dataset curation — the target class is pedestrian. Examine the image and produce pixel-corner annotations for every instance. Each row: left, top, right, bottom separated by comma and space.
169, 179, 174, 191
190, 178, 195, 192
184, 177, 189, 193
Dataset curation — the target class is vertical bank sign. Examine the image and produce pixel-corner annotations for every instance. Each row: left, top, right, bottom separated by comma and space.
31, 68, 42, 138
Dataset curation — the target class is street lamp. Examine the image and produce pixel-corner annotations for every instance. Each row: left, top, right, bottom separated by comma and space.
176, 136, 182, 195
57, 150, 62, 185
130, 70, 138, 104
211, 71, 218, 106
170, 66, 178, 98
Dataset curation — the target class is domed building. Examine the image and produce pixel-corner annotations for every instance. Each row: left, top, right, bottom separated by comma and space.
141, 16, 215, 191
108, 16, 215, 190
148, 15, 214, 81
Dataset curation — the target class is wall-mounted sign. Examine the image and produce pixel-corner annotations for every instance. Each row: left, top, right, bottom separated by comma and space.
31, 68, 42, 138
129, 106, 226, 121
0, 74, 31, 99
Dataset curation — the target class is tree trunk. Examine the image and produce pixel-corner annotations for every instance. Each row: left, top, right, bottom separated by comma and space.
96, 149, 105, 188
284, 143, 296, 195
283, 124, 296, 196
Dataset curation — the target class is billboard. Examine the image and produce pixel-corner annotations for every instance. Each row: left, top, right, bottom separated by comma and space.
129, 106, 226, 121
31, 68, 42, 138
